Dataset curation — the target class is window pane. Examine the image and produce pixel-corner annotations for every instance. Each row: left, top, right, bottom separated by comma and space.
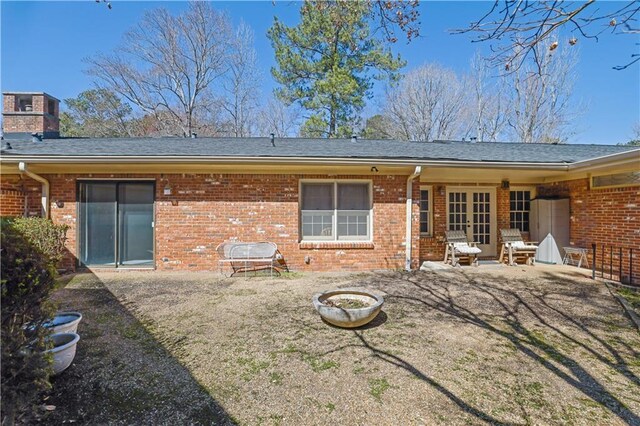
337, 211, 369, 239
79, 183, 116, 266
301, 212, 333, 237
337, 183, 369, 210
302, 183, 333, 210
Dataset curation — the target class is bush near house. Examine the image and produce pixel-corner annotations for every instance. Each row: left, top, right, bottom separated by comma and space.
9, 217, 69, 268
1, 218, 69, 425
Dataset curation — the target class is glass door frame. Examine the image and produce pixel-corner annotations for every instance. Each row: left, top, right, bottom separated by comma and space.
445, 186, 497, 256
76, 179, 156, 269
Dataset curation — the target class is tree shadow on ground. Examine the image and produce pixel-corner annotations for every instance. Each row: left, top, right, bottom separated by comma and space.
357, 269, 640, 425
46, 272, 234, 425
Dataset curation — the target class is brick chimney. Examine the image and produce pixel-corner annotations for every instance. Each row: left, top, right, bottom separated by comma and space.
2, 92, 60, 139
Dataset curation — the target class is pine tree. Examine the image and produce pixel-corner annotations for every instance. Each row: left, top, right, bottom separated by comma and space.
268, 1, 405, 138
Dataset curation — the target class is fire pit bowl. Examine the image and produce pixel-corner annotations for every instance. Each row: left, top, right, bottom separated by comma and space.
312, 289, 384, 328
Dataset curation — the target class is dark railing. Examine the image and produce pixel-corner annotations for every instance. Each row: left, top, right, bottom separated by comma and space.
591, 243, 638, 286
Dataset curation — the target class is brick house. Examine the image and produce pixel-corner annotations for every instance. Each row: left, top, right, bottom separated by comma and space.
1, 94, 639, 273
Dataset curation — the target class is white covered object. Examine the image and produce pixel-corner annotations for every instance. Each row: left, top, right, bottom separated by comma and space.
536, 233, 564, 264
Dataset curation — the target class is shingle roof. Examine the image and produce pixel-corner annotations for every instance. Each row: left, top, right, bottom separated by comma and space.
1, 137, 638, 164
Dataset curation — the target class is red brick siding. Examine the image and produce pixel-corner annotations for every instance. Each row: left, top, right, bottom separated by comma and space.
3, 94, 15, 112
537, 178, 640, 248
12, 172, 638, 275
537, 178, 640, 279
0, 190, 24, 216
0, 175, 42, 217
41, 173, 414, 272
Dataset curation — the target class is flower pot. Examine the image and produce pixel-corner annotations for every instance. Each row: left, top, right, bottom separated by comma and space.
312, 290, 384, 328
44, 312, 82, 334
45, 332, 80, 375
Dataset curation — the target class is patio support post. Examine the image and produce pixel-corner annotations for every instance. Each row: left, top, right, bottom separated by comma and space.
18, 162, 49, 219
405, 166, 422, 271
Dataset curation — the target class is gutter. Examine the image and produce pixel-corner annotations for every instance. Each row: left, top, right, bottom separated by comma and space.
18, 162, 49, 218
0, 155, 573, 170
405, 166, 422, 271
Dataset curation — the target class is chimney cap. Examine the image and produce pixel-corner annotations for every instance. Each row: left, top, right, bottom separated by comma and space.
3, 92, 61, 102
31, 132, 42, 142
351, 134, 358, 142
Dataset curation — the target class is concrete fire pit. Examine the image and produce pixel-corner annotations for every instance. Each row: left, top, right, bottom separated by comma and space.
312, 289, 384, 328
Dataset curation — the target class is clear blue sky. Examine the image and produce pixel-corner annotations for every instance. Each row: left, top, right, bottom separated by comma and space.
2, 1, 638, 144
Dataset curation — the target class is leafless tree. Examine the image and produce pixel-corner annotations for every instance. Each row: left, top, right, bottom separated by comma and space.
470, 54, 510, 142
86, 2, 231, 137
255, 96, 301, 138
222, 22, 261, 137
455, 1, 639, 72
383, 64, 471, 141
505, 42, 579, 143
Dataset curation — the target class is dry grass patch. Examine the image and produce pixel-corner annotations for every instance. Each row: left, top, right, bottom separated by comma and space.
45, 266, 640, 425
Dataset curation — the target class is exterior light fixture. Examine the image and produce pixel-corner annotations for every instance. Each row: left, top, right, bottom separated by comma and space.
163, 184, 172, 195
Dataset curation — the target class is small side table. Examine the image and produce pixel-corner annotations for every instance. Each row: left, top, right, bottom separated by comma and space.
563, 247, 589, 268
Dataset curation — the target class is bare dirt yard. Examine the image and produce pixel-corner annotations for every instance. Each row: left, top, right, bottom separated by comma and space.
46, 265, 639, 425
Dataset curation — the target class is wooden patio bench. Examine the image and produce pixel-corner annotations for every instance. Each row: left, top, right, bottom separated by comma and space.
444, 230, 482, 267
499, 229, 538, 266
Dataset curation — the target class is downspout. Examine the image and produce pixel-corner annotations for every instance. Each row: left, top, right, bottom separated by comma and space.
405, 166, 422, 271
18, 162, 49, 219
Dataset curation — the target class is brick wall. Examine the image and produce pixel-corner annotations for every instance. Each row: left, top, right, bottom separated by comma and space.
537, 178, 640, 248
537, 178, 640, 280
3, 94, 15, 112
40, 173, 415, 272
7, 172, 637, 274
0, 175, 42, 217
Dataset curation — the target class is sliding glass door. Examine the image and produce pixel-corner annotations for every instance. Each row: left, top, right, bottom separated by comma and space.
79, 181, 154, 267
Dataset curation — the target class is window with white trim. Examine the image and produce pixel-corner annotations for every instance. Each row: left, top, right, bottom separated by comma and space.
419, 186, 432, 236
300, 182, 371, 241
509, 190, 531, 232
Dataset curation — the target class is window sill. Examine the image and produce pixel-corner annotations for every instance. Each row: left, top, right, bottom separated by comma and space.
299, 241, 375, 249
420, 234, 433, 238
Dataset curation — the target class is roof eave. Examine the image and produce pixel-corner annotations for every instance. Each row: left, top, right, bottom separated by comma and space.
0, 155, 573, 170
568, 148, 640, 171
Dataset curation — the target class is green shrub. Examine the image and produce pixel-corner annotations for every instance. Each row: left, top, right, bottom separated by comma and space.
9, 217, 69, 267
1, 218, 68, 424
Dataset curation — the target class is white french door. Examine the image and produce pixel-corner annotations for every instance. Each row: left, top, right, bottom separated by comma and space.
446, 187, 497, 255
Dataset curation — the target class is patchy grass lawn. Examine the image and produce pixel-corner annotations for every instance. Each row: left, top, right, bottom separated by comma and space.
46, 265, 640, 425
617, 287, 640, 313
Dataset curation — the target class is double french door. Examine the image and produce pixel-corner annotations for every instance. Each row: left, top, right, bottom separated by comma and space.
78, 181, 154, 267
446, 187, 497, 255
